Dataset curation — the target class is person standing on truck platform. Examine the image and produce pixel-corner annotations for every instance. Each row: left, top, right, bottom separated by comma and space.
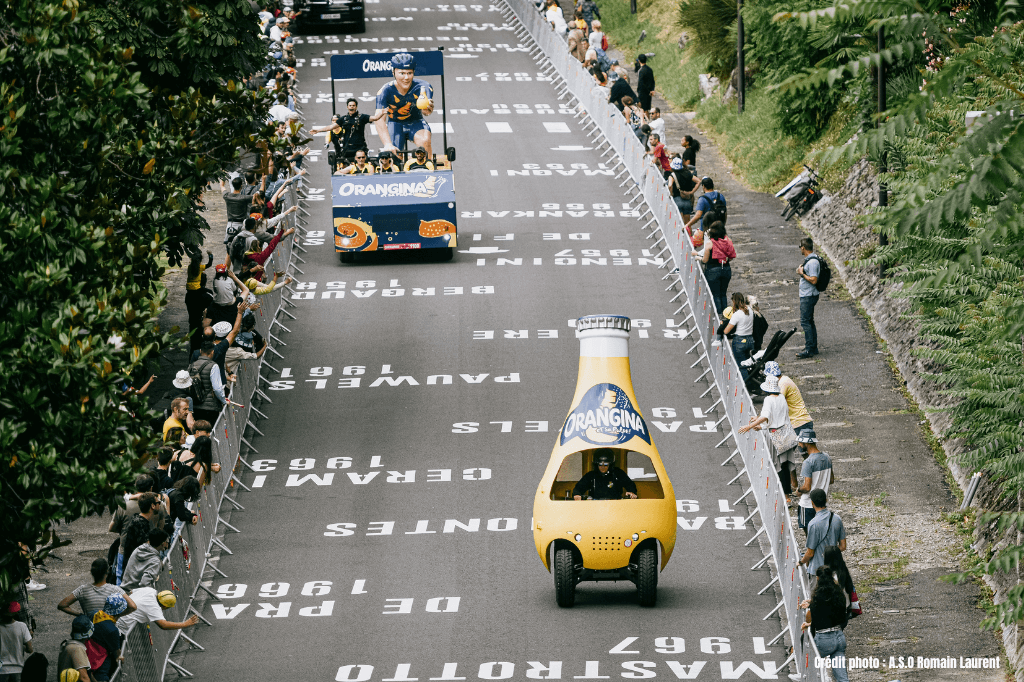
374, 53, 434, 158
337, 98, 370, 164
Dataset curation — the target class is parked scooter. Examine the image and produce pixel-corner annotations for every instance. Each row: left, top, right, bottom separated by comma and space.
777, 165, 822, 220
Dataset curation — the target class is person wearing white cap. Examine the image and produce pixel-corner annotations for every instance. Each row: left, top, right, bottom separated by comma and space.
737, 374, 801, 489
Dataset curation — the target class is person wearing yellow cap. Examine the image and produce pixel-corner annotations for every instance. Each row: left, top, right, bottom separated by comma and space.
114, 586, 198, 636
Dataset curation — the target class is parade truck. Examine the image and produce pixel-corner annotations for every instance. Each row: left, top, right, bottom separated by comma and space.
329, 49, 457, 263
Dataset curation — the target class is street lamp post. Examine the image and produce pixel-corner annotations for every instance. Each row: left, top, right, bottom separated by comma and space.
877, 25, 888, 274
737, 0, 745, 114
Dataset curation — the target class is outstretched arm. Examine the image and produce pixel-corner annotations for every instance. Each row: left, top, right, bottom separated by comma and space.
374, 109, 396, 151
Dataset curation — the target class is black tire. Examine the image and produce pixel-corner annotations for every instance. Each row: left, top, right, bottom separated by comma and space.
636, 546, 658, 607
554, 547, 576, 608
339, 252, 353, 264
782, 202, 797, 221
439, 247, 454, 262
351, 16, 366, 33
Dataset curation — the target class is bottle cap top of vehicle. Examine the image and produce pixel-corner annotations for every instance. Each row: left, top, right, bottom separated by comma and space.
576, 315, 631, 333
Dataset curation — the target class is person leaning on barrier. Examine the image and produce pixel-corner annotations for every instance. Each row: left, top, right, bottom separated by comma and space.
226, 309, 269, 374
57, 560, 126, 619
87, 594, 134, 682
114, 588, 199, 637
121, 528, 169, 591
567, 18, 589, 63
572, 450, 638, 500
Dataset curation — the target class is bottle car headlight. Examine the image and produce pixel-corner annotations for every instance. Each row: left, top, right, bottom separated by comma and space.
624, 539, 632, 547
632, 533, 639, 541
575, 534, 582, 542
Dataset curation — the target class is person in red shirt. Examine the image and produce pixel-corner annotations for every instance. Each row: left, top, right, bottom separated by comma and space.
647, 133, 671, 176
242, 227, 295, 282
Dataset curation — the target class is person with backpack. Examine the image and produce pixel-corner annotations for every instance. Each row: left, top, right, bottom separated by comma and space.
796, 237, 830, 358
189, 340, 228, 425
685, 176, 726, 243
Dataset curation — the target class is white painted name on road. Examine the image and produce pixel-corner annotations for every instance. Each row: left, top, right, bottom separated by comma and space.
333, 659, 784, 681
288, 280, 496, 300
268, 372, 520, 390
325, 517, 519, 536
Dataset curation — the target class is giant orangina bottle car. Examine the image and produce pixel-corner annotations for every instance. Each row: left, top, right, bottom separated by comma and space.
533, 315, 677, 607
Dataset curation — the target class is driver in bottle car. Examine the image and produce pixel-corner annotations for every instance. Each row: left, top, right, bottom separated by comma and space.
573, 449, 638, 500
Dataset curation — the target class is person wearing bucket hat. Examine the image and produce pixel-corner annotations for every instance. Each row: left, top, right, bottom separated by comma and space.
163, 369, 194, 422
738, 375, 803, 491
796, 429, 833, 532
88, 593, 134, 682
773, 363, 814, 446
1, 601, 33, 678
56, 616, 93, 682
114, 587, 198, 636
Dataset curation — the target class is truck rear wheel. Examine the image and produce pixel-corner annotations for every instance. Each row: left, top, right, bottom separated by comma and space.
636, 546, 657, 607
554, 548, 576, 608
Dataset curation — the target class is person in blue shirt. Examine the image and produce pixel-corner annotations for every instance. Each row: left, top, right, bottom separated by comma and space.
373, 53, 435, 158
685, 176, 727, 235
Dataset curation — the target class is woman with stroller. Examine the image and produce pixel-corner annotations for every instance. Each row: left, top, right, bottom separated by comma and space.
720, 292, 755, 381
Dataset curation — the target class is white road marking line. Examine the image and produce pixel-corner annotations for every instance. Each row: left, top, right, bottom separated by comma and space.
485, 121, 513, 133
543, 121, 571, 133
428, 122, 455, 133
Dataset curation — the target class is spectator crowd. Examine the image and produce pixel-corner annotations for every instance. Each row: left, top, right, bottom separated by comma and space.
0, 3, 309, 681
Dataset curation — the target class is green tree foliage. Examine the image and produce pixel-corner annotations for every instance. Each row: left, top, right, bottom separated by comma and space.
744, 0, 847, 137
677, 0, 738, 80
0, 0, 273, 597
775, 0, 1024, 627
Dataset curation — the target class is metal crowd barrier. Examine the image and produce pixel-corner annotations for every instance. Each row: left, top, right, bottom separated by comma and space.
110, 178, 307, 681
497, 2, 828, 679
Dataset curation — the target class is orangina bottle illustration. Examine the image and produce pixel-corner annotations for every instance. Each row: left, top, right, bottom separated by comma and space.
533, 315, 676, 607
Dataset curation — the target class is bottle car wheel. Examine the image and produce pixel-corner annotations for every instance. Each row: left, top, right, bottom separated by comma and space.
636, 546, 658, 607
554, 547, 576, 608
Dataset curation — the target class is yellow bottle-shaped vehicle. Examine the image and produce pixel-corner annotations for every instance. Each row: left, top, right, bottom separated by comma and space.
534, 315, 676, 607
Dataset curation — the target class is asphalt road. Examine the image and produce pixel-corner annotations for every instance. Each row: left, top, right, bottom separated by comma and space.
184, 4, 789, 679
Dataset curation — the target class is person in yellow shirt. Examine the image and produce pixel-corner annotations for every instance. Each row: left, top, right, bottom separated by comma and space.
403, 147, 434, 172
335, 151, 375, 175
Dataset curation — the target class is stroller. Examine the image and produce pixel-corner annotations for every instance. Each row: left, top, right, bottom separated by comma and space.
743, 328, 797, 396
